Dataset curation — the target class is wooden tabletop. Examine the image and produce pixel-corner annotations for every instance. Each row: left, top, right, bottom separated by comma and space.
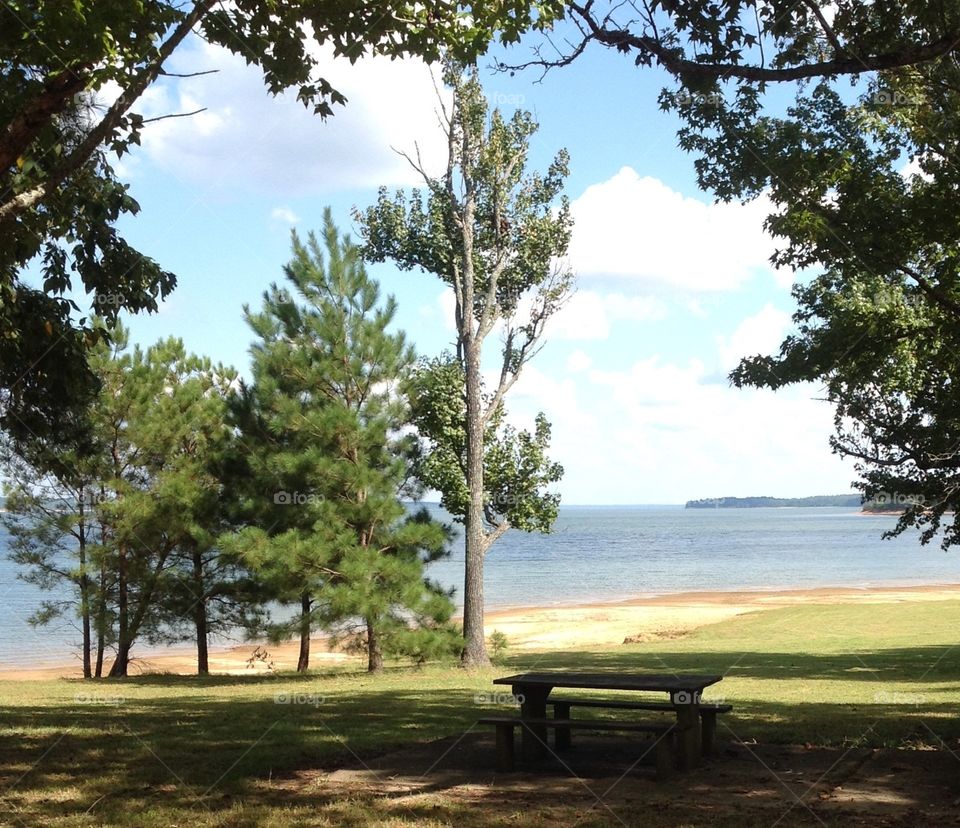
492, 672, 722, 693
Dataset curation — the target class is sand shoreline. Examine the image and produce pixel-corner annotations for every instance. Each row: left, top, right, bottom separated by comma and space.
4, 581, 960, 682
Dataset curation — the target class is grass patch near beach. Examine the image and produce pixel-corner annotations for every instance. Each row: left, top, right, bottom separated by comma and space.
2, 598, 960, 826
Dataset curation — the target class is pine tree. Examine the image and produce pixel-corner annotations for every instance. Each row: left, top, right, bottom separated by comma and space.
1, 436, 109, 678
229, 209, 455, 672
2, 328, 245, 676
96, 336, 241, 676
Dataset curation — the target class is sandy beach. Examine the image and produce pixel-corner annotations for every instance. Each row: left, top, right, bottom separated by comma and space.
3, 582, 960, 681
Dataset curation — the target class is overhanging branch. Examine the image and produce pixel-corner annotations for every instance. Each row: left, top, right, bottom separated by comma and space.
506, 2, 960, 84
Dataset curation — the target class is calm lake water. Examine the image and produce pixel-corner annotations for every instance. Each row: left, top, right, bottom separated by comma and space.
2, 505, 957, 667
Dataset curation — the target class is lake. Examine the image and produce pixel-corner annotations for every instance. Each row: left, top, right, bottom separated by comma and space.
2, 505, 957, 668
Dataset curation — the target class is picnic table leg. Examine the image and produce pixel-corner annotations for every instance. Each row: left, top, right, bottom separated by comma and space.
655, 731, 676, 781
515, 684, 550, 761
553, 701, 572, 750
701, 708, 718, 757
495, 723, 515, 772
675, 703, 700, 770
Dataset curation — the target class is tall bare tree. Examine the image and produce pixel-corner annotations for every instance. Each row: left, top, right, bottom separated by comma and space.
358, 64, 573, 666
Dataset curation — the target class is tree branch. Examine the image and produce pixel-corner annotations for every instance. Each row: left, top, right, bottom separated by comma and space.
508, 2, 960, 85
897, 263, 960, 319
140, 107, 207, 125
0, 66, 91, 175
801, 0, 846, 57
0, 0, 218, 225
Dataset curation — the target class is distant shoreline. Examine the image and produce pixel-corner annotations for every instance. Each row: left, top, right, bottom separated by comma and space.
686, 495, 862, 509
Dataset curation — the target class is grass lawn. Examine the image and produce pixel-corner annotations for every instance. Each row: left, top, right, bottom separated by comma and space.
2, 599, 960, 826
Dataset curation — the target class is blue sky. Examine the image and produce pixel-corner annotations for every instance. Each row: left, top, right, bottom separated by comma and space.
101, 33, 856, 505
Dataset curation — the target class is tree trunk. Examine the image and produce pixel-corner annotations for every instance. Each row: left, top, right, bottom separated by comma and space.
95, 559, 107, 678
109, 639, 131, 677
109, 542, 128, 677
192, 548, 209, 676
297, 592, 311, 672
366, 617, 384, 673
95, 628, 105, 678
77, 517, 92, 679
461, 341, 491, 667
108, 544, 172, 678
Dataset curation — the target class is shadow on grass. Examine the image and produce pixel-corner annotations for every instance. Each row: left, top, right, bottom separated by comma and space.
3, 646, 960, 825
0, 685, 485, 824
505, 644, 960, 684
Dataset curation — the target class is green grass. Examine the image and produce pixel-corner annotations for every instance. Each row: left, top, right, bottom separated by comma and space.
3, 599, 960, 826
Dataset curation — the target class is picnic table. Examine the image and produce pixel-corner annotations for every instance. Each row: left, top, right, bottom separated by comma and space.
491, 671, 723, 770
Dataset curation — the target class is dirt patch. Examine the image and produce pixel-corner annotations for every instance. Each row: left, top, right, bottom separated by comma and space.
622, 628, 690, 644
293, 732, 960, 826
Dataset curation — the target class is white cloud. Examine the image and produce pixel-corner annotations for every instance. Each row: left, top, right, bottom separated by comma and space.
545, 292, 608, 340
491, 288, 667, 343
424, 286, 665, 343
134, 37, 449, 195
568, 167, 788, 292
415, 292, 845, 504
437, 288, 456, 329
271, 207, 300, 225
542, 356, 850, 504
566, 349, 593, 372
900, 156, 934, 182
716, 303, 793, 372
505, 364, 599, 437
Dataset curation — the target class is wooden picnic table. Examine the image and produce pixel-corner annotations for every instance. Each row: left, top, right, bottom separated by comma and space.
492, 672, 723, 769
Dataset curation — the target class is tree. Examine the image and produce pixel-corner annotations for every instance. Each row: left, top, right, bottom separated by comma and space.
0, 0, 562, 451
357, 64, 572, 666
228, 210, 456, 673
325, 506, 458, 672
122, 344, 249, 676
1, 326, 241, 676
93, 336, 240, 676
716, 59, 960, 549
408, 355, 563, 534
152, 545, 266, 676
1, 436, 110, 678
512, 2, 960, 85
507, 3, 960, 553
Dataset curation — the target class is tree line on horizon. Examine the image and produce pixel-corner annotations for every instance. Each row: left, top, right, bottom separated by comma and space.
685, 495, 864, 509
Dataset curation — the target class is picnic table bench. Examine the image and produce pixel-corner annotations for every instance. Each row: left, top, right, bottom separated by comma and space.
484, 672, 726, 774
477, 716, 681, 778
548, 697, 733, 756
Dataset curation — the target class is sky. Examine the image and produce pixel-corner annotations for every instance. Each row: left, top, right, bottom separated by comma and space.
99, 30, 857, 506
